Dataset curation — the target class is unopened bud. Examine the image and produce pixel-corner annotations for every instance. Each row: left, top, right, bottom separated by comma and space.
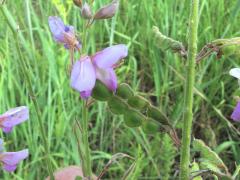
142, 118, 160, 134
116, 83, 134, 99
108, 96, 129, 115
127, 95, 149, 110
94, 0, 119, 20
81, 2, 92, 19
147, 105, 170, 125
73, 0, 82, 8
92, 80, 113, 101
124, 108, 144, 127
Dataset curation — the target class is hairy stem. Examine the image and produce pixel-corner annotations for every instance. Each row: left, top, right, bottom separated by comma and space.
179, 0, 199, 179
81, 101, 92, 178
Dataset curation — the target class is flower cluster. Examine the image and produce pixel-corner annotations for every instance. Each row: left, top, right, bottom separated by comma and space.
48, 1, 128, 177
48, 16, 128, 99
0, 106, 29, 172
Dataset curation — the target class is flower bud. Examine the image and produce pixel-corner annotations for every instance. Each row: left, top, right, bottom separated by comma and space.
73, 0, 82, 8
94, 0, 119, 20
127, 95, 149, 110
124, 108, 144, 127
142, 118, 160, 134
92, 80, 113, 101
108, 96, 129, 115
81, 2, 92, 19
116, 83, 134, 99
147, 105, 170, 125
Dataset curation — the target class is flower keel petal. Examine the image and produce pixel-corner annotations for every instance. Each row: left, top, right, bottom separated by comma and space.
96, 67, 117, 91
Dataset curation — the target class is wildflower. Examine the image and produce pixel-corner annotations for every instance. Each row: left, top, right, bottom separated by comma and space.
229, 68, 240, 121
48, 16, 81, 50
0, 106, 29, 133
70, 44, 128, 99
0, 139, 28, 172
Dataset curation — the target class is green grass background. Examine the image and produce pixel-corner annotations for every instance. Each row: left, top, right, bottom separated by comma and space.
0, 0, 240, 179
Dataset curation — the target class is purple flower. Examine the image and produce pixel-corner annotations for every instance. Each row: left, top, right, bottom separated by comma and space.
0, 106, 29, 133
48, 16, 81, 50
231, 101, 240, 121
0, 139, 28, 172
70, 44, 128, 99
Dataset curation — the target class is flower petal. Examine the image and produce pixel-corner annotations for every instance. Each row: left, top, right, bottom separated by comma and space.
92, 44, 128, 68
1, 149, 29, 166
96, 67, 117, 91
48, 16, 65, 42
70, 56, 96, 98
3, 164, 17, 172
2, 127, 13, 133
1, 106, 29, 133
231, 101, 240, 121
229, 68, 240, 79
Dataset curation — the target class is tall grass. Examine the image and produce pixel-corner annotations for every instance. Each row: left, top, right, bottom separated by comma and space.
0, 0, 240, 179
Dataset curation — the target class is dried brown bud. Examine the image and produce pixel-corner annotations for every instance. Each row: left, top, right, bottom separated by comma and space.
94, 0, 119, 20
73, 0, 82, 8
81, 2, 92, 19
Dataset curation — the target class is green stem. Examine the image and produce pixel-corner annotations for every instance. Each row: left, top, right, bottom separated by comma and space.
0, 5, 54, 180
179, 0, 199, 179
81, 101, 92, 178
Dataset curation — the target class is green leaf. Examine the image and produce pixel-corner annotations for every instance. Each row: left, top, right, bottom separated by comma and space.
193, 139, 228, 174
191, 161, 203, 180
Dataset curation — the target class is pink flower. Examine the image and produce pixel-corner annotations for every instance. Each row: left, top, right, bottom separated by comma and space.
0, 139, 28, 172
0, 106, 29, 133
70, 44, 128, 99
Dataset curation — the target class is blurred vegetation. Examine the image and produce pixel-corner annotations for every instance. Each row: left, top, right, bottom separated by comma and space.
0, 0, 240, 179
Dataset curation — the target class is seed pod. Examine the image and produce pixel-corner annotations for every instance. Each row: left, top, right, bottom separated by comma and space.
93, 0, 119, 20
73, 0, 82, 8
81, 2, 92, 19
92, 80, 112, 101
108, 96, 129, 115
147, 105, 169, 125
142, 118, 160, 134
127, 95, 149, 110
124, 108, 144, 127
116, 83, 134, 99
